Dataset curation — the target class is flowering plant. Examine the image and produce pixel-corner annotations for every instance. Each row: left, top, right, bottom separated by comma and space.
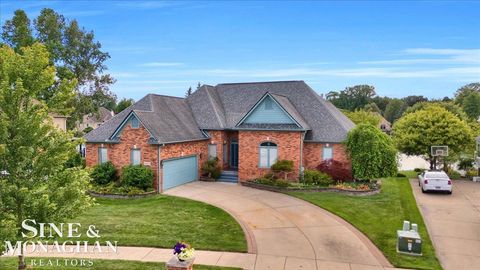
173, 242, 195, 261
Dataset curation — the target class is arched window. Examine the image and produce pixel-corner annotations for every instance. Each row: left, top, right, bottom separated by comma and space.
259, 142, 278, 168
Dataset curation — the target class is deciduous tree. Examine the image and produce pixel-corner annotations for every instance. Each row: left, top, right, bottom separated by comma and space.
343, 109, 381, 126
384, 98, 406, 123
0, 44, 93, 269
115, 98, 135, 113
1, 8, 116, 130
392, 105, 474, 168
345, 123, 398, 180
462, 92, 480, 121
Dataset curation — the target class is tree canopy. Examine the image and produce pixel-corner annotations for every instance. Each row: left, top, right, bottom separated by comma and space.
392, 104, 474, 167
345, 123, 398, 180
384, 98, 407, 123
343, 109, 381, 126
0, 44, 93, 266
404, 101, 469, 121
327, 85, 376, 111
1, 8, 116, 130
461, 92, 480, 121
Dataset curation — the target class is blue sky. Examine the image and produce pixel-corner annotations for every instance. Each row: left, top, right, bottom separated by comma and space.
1, 1, 479, 100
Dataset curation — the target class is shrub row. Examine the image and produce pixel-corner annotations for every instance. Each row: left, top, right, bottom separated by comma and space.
90, 161, 154, 191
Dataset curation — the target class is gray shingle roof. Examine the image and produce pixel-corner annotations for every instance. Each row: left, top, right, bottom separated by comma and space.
84, 94, 207, 144
187, 81, 355, 142
85, 80, 355, 144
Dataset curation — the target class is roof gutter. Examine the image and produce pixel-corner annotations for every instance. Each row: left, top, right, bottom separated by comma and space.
149, 137, 210, 145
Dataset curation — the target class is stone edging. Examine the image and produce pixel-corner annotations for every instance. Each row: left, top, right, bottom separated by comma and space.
240, 181, 381, 196
88, 190, 157, 199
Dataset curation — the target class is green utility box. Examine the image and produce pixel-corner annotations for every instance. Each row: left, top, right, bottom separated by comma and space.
397, 221, 422, 256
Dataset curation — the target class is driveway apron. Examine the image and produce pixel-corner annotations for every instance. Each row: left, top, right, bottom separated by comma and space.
165, 181, 392, 270
410, 179, 480, 270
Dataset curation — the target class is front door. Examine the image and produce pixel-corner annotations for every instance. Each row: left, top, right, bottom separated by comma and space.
230, 140, 238, 168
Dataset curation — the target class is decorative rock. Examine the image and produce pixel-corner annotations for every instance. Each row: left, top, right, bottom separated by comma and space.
166, 256, 194, 270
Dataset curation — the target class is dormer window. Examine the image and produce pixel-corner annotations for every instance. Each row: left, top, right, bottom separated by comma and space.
264, 98, 273, 110
131, 117, 139, 128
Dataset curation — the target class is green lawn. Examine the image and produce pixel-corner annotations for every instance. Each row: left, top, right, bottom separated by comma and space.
290, 177, 441, 270
57, 195, 247, 252
400, 170, 421, 179
0, 257, 240, 270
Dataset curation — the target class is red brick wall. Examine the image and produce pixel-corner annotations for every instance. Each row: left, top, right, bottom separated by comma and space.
85, 122, 159, 190
159, 140, 209, 192
303, 142, 351, 170
207, 130, 227, 167
238, 131, 302, 182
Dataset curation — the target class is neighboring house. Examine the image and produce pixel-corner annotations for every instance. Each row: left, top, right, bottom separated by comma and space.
84, 81, 355, 192
77, 107, 114, 131
376, 113, 392, 134
49, 112, 68, 131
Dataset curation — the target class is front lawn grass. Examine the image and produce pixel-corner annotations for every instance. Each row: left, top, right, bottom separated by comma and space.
57, 195, 247, 252
290, 177, 441, 270
0, 257, 241, 270
400, 170, 420, 179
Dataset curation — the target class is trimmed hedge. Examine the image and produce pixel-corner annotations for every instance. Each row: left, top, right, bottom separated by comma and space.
303, 169, 333, 186
120, 165, 154, 190
91, 161, 117, 185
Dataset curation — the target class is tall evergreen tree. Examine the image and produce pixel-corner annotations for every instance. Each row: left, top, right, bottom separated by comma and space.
186, 86, 193, 97
1, 10, 34, 52
1, 8, 116, 130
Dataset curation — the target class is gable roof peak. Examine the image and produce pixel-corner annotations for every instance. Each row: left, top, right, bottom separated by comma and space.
217, 80, 304, 86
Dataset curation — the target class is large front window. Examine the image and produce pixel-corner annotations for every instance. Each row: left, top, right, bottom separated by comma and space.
208, 144, 217, 160
259, 142, 278, 168
131, 149, 141, 165
322, 145, 333, 160
98, 148, 108, 164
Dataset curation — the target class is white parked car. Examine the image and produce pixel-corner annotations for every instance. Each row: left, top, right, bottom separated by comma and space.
418, 170, 452, 194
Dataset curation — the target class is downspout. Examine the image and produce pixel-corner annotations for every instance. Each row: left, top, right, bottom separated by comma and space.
157, 143, 165, 193
157, 145, 161, 193
300, 131, 306, 180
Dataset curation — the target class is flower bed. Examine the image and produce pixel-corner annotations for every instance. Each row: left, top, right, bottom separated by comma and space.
89, 182, 156, 198
242, 179, 381, 196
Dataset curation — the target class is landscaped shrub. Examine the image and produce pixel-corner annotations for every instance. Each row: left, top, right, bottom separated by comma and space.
255, 178, 291, 188
466, 169, 478, 179
65, 152, 86, 168
346, 123, 398, 180
202, 158, 221, 179
447, 170, 461, 180
303, 169, 333, 186
271, 159, 294, 179
458, 158, 475, 170
120, 165, 154, 190
413, 168, 425, 173
317, 159, 352, 182
91, 161, 117, 185
396, 173, 407, 178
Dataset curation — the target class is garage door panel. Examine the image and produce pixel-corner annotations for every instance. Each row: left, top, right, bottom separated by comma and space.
163, 156, 197, 190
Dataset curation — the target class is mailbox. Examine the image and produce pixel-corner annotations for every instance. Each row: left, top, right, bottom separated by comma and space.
397, 221, 422, 256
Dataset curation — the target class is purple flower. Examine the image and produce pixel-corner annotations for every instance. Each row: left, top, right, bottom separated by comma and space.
173, 242, 187, 255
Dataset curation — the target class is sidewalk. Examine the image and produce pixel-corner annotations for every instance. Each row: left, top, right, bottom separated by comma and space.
3, 246, 405, 270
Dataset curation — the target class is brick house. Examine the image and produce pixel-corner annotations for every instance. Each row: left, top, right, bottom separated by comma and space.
85, 81, 355, 192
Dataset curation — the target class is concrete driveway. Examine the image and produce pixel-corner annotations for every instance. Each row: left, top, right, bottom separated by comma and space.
165, 181, 396, 270
410, 179, 480, 270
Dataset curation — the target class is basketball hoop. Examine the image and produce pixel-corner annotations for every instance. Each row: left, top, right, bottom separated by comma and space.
431, 146, 448, 157
430, 146, 448, 170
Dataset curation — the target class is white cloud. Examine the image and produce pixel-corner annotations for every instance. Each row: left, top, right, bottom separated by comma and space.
361, 48, 480, 65
115, 1, 176, 9
138, 62, 184, 67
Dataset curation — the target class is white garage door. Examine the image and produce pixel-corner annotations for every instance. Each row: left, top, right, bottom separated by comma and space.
162, 156, 198, 191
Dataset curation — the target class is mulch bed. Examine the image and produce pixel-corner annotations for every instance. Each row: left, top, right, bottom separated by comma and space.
88, 190, 157, 199
241, 181, 381, 196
